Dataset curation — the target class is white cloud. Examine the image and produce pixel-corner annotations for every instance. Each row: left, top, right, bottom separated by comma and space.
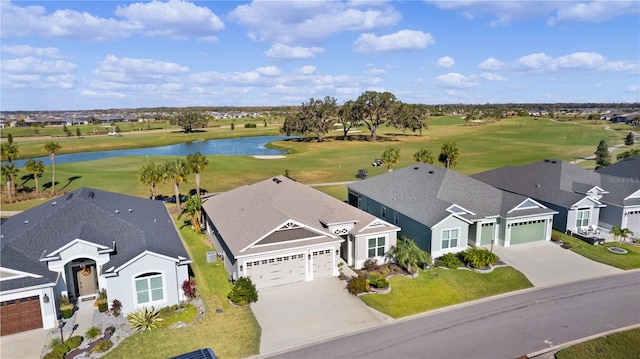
297, 66, 317, 75
548, 1, 639, 26
1, 45, 61, 58
1, 57, 76, 74
481, 72, 507, 81
479, 57, 505, 70
2, 0, 223, 41
514, 53, 553, 71
264, 43, 325, 61
426, 1, 637, 27
511, 51, 637, 73
434, 72, 478, 88
627, 85, 639, 92
115, 0, 224, 39
256, 66, 281, 76
1, 1, 139, 41
436, 56, 455, 69
1, 56, 77, 89
229, 1, 401, 44
353, 30, 434, 53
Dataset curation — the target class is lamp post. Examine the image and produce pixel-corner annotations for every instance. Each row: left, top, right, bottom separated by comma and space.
58, 319, 64, 343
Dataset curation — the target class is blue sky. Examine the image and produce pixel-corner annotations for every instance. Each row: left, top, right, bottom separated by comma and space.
1, 0, 639, 111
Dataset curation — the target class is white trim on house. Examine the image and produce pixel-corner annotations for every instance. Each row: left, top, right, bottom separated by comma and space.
446, 204, 476, 216
433, 213, 474, 228
109, 251, 182, 275
239, 219, 337, 253
0, 267, 43, 281
508, 198, 548, 213
625, 189, 640, 200
358, 218, 396, 232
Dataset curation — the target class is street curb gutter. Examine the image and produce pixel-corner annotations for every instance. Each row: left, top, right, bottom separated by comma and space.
526, 323, 640, 358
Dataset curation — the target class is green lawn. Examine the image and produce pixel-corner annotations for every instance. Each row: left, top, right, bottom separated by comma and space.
104, 214, 261, 359
553, 231, 640, 270
554, 327, 640, 359
4, 116, 633, 211
360, 267, 533, 318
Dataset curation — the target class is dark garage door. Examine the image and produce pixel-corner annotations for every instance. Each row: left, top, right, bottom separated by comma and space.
1, 295, 42, 336
510, 220, 546, 245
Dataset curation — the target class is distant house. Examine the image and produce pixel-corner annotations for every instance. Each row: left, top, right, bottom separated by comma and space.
201, 176, 399, 288
611, 113, 639, 124
0, 188, 191, 336
347, 164, 556, 258
473, 159, 640, 236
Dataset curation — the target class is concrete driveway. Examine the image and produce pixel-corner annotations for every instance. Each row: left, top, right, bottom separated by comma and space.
251, 277, 392, 356
0, 327, 48, 359
492, 241, 622, 287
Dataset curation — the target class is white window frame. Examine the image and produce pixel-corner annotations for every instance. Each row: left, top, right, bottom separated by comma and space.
381, 206, 386, 219
576, 208, 590, 227
134, 273, 166, 307
394, 212, 399, 225
441, 228, 459, 249
367, 236, 386, 258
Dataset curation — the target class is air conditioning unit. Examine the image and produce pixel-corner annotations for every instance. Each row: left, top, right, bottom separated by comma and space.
206, 251, 218, 263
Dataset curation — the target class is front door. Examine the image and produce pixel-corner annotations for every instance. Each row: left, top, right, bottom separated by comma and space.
76, 265, 98, 297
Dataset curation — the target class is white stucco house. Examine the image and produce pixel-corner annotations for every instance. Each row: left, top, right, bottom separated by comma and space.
0, 188, 191, 336
201, 176, 400, 288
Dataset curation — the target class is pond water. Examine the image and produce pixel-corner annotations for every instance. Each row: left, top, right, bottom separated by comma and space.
9, 136, 294, 167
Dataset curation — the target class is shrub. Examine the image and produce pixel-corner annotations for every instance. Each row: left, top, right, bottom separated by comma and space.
127, 307, 163, 332
347, 275, 369, 294
362, 258, 379, 272
228, 277, 259, 305
182, 279, 198, 299
380, 265, 390, 276
561, 242, 573, 249
91, 339, 113, 353
104, 325, 116, 337
436, 252, 462, 269
65, 335, 83, 349
244, 123, 257, 128
110, 299, 122, 317
461, 248, 499, 269
85, 326, 102, 339
47, 337, 62, 348
51, 342, 70, 357
43, 351, 63, 359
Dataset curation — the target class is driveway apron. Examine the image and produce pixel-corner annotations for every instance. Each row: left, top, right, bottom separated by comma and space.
492, 241, 622, 287
251, 277, 392, 355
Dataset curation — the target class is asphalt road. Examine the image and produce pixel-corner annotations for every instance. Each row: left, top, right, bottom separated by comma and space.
267, 271, 640, 359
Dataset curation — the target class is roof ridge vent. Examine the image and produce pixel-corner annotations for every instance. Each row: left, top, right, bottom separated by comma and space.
428, 170, 434, 174
115, 210, 120, 214
273, 178, 282, 184
88, 191, 95, 198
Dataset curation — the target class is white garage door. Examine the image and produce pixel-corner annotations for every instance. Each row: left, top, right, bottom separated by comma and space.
626, 211, 640, 236
246, 254, 305, 288
312, 249, 334, 278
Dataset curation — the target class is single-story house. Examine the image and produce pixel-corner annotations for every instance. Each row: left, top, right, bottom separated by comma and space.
473, 159, 640, 236
201, 176, 399, 288
347, 164, 557, 258
0, 188, 191, 336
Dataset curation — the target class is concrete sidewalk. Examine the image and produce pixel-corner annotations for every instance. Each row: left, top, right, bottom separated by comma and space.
493, 241, 622, 287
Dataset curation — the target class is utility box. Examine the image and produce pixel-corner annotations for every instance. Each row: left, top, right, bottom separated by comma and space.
206, 251, 217, 263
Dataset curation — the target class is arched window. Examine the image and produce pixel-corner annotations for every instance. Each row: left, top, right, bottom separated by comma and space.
134, 272, 164, 306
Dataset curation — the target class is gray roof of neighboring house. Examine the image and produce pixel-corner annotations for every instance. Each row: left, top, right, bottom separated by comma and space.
201, 176, 398, 258
472, 159, 639, 208
596, 157, 640, 179
1, 188, 189, 292
347, 164, 553, 228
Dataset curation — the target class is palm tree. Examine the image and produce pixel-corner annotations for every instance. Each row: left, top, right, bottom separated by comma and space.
610, 226, 634, 248
25, 159, 45, 194
413, 148, 434, 164
163, 158, 189, 209
438, 141, 459, 168
178, 195, 203, 232
388, 236, 432, 273
1, 163, 19, 201
186, 152, 208, 196
1, 138, 20, 196
43, 142, 61, 195
381, 146, 400, 172
138, 162, 162, 200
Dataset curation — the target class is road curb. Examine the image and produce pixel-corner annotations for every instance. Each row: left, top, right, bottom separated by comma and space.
526, 323, 640, 358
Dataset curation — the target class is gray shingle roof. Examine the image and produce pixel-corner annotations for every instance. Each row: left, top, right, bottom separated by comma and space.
347, 164, 552, 227
201, 176, 398, 258
472, 159, 639, 208
596, 156, 640, 179
1, 188, 189, 292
